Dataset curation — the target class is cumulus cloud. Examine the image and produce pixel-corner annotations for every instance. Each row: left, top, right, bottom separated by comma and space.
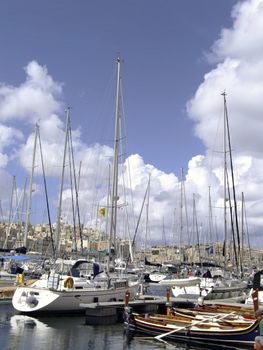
186, 0, 263, 247
0, 124, 24, 168
0, 61, 62, 123
1, 0, 263, 250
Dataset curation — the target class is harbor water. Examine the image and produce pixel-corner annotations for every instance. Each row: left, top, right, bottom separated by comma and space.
0, 301, 252, 350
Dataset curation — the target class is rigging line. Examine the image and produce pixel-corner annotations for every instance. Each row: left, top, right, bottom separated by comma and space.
14, 175, 20, 223
182, 169, 190, 246
126, 177, 150, 264
119, 77, 136, 234
88, 145, 106, 228
145, 173, 151, 255
224, 94, 242, 274
4, 189, 25, 248
69, 120, 84, 254
208, 102, 225, 185
37, 125, 56, 258
55, 108, 71, 256
94, 68, 116, 146
242, 193, 252, 262
226, 168, 239, 273
21, 178, 28, 227
77, 161, 82, 192
193, 193, 201, 266
8, 176, 16, 226
67, 123, 77, 252
0, 200, 4, 222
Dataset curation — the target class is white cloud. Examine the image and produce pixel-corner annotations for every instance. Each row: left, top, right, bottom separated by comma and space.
0, 61, 62, 123
1, 0, 263, 250
0, 123, 24, 152
186, 0, 263, 247
208, 0, 263, 63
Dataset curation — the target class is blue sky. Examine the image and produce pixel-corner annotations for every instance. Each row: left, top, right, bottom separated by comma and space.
1, 0, 263, 249
0, 0, 236, 175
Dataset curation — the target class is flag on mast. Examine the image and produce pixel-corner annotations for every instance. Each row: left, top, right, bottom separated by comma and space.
99, 207, 106, 217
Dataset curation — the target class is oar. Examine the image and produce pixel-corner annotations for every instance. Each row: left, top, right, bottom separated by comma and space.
155, 311, 236, 341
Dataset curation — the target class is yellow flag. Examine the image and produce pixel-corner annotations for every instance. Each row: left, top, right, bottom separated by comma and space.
99, 207, 106, 217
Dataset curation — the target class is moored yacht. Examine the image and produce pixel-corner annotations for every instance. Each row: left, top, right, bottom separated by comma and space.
12, 259, 141, 313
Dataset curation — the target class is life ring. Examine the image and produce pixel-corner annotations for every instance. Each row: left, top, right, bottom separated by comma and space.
64, 277, 74, 289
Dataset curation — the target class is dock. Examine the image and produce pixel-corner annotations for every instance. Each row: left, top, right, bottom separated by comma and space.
80, 295, 171, 325
80, 294, 251, 325
0, 279, 37, 302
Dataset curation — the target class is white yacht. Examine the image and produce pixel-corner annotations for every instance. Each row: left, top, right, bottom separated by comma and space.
12, 259, 141, 313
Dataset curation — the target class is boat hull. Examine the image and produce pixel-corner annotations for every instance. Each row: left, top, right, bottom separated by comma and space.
171, 278, 248, 300
12, 283, 139, 313
125, 313, 258, 348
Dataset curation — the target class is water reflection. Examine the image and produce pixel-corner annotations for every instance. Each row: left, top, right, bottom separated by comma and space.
3, 310, 138, 350
125, 328, 250, 350
0, 304, 254, 350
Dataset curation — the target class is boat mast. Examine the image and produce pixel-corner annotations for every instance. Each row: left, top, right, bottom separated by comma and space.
55, 107, 70, 256
24, 123, 38, 248
222, 92, 228, 269
144, 173, 151, 257
3, 176, 16, 248
179, 168, 183, 260
225, 95, 242, 277
37, 126, 56, 257
108, 57, 122, 264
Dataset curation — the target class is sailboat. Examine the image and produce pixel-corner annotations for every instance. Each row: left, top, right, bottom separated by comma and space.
12, 57, 141, 314
170, 93, 249, 301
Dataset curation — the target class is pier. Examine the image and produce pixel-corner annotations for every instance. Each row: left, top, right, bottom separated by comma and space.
80, 293, 250, 325
0, 279, 37, 302
80, 295, 174, 325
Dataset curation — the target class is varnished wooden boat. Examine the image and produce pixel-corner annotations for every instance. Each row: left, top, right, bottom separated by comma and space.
125, 310, 259, 348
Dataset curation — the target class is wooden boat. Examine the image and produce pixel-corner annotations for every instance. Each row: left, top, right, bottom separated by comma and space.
188, 303, 255, 320
168, 307, 255, 325
125, 310, 259, 348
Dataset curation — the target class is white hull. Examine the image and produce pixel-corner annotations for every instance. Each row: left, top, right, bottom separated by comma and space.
171, 278, 248, 300
159, 276, 201, 287
148, 273, 167, 283
12, 281, 139, 313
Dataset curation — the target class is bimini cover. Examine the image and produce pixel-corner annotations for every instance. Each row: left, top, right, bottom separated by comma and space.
0, 255, 31, 261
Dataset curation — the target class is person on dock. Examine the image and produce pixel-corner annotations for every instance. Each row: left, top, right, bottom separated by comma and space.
254, 309, 263, 350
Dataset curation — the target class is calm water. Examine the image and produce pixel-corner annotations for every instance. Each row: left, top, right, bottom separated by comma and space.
0, 302, 250, 350
0, 284, 252, 350
0, 303, 179, 350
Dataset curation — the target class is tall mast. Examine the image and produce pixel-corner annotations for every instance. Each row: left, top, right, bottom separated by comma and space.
193, 193, 201, 265
0, 200, 3, 222
55, 107, 70, 256
225, 95, 241, 276
3, 176, 16, 248
108, 57, 122, 262
144, 174, 151, 256
241, 191, 244, 267
222, 92, 228, 269
222, 92, 241, 275
179, 168, 183, 257
24, 123, 38, 248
